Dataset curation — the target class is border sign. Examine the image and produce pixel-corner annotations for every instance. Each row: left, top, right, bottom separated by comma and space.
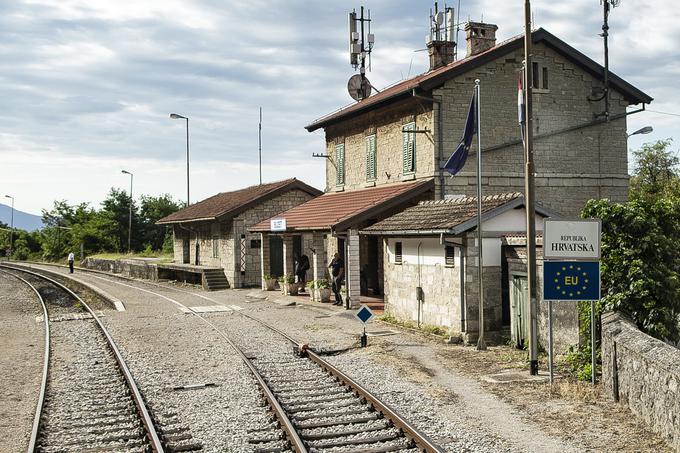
543, 219, 601, 260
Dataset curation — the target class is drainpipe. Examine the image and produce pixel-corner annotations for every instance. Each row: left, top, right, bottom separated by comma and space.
413, 89, 444, 199
417, 241, 423, 328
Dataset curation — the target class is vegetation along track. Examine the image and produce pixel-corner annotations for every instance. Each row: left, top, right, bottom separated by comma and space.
15, 262, 445, 453
0, 265, 164, 453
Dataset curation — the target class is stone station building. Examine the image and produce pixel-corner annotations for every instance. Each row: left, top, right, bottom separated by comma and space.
157, 179, 321, 289
361, 192, 577, 346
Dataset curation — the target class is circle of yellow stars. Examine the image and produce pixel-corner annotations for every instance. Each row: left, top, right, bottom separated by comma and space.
554, 265, 589, 296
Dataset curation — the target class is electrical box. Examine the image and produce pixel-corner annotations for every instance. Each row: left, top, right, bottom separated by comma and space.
416, 286, 424, 302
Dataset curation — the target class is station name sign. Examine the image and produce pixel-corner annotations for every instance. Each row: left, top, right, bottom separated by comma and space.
543, 219, 601, 260
270, 218, 286, 232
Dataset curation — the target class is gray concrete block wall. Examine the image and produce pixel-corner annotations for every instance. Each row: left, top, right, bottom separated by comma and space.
601, 312, 680, 451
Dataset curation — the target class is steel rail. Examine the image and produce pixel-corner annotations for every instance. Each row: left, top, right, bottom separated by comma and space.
15, 262, 444, 451
237, 311, 445, 453
0, 265, 165, 452
0, 269, 50, 453
4, 263, 307, 453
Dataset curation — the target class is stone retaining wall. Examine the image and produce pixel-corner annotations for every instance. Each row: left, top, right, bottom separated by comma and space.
601, 312, 680, 451
82, 258, 158, 281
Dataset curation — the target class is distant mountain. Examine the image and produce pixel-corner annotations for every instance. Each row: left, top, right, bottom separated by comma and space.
0, 203, 43, 231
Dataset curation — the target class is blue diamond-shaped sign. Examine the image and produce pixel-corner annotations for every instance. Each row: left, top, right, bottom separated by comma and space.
355, 305, 374, 324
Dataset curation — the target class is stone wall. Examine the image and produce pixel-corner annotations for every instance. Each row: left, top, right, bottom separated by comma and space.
82, 257, 158, 281
324, 98, 436, 193
383, 237, 462, 329
172, 188, 317, 287
601, 312, 680, 451
435, 43, 629, 216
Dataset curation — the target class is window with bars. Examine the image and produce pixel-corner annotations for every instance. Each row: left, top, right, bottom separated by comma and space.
365, 134, 376, 181
445, 245, 455, 266
240, 234, 246, 274
336, 143, 345, 186
402, 123, 415, 174
395, 241, 403, 264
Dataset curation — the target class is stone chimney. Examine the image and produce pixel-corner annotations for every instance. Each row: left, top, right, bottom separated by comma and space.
465, 22, 498, 57
427, 40, 456, 71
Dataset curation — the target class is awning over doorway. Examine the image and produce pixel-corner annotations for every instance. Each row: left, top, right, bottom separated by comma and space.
250, 179, 434, 233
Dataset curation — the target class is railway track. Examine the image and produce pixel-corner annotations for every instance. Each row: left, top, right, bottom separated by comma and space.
0, 265, 165, 453
7, 263, 444, 452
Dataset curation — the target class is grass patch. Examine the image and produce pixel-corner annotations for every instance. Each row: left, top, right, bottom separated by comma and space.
379, 313, 449, 337
88, 252, 173, 262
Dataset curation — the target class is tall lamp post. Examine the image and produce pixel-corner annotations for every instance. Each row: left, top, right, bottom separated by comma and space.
4, 195, 13, 260
170, 113, 190, 206
121, 170, 133, 253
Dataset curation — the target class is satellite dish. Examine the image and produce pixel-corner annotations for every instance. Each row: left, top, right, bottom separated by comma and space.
347, 74, 372, 101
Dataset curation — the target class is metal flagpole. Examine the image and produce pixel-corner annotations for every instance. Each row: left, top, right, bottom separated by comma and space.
524, 0, 539, 375
475, 79, 486, 351
259, 107, 262, 185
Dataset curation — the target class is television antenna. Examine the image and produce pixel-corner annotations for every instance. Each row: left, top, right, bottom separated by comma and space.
347, 7, 374, 101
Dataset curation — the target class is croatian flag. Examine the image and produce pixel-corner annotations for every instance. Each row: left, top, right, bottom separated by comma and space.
518, 71, 525, 142
443, 91, 477, 176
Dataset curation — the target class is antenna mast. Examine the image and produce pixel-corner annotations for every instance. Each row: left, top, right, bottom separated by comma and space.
348, 7, 375, 101
597, 0, 620, 121
258, 107, 262, 185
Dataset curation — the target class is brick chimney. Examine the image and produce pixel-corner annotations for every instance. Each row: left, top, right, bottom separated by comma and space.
427, 40, 456, 71
465, 22, 498, 57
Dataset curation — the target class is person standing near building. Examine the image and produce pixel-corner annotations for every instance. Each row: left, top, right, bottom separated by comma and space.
67, 251, 75, 273
328, 252, 344, 306
295, 254, 310, 292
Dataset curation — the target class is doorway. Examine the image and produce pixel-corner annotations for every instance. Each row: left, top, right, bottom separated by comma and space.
182, 239, 190, 264
269, 236, 283, 277
510, 274, 529, 349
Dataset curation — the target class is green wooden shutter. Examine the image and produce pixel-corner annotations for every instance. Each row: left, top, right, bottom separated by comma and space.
402, 123, 415, 173
336, 144, 345, 185
365, 134, 376, 181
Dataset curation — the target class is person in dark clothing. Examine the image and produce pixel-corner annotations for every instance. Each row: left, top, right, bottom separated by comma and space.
328, 252, 344, 306
67, 251, 75, 274
295, 254, 310, 291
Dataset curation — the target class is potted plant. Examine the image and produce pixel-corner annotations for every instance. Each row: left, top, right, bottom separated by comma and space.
279, 274, 297, 295
316, 279, 332, 303
264, 274, 278, 291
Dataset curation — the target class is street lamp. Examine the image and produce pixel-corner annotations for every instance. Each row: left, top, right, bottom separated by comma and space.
170, 113, 190, 206
4, 195, 13, 260
627, 126, 653, 138
121, 170, 133, 253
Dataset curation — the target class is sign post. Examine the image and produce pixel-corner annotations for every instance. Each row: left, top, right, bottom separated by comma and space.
355, 305, 374, 347
543, 219, 601, 385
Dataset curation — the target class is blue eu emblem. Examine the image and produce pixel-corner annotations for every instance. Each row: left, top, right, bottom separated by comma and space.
543, 261, 599, 301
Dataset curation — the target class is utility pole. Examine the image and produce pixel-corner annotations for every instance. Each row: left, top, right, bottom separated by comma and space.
259, 107, 262, 185
524, 0, 539, 376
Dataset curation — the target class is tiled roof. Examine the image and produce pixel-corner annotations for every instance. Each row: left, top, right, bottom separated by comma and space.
305, 28, 652, 132
157, 178, 322, 224
250, 179, 434, 232
362, 192, 525, 234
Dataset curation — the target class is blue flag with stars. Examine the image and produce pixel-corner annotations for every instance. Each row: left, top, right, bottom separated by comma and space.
543, 261, 600, 301
443, 90, 477, 175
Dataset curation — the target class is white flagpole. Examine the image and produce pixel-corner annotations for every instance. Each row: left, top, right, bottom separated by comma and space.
475, 79, 486, 351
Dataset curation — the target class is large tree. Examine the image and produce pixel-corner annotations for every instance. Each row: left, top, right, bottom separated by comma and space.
139, 194, 181, 251
629, 139, 680, 201
101, 188, 141, 252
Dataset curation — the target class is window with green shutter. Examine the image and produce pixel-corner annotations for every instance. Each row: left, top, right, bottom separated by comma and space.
402, 122, 415, 174
365, 134, 376, 181
336, 143, 345, 186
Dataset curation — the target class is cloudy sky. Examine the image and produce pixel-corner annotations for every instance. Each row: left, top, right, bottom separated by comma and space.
1, 0, 678, 215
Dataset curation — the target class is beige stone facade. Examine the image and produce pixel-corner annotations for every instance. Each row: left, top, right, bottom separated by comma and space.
172, 189, 316, 288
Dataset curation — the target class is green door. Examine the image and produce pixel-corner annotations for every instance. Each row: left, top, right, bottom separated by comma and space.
510, 275, 529, 349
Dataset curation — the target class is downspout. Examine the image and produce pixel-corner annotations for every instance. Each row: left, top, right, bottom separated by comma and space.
413, 89, 444, 199
417, 241, 423, 328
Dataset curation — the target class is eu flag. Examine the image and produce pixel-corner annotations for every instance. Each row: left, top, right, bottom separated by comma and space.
443, 90, 477, 175
543, 261, 600, 301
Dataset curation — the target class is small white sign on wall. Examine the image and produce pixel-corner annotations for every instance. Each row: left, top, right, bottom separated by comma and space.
270, 218, 287, 232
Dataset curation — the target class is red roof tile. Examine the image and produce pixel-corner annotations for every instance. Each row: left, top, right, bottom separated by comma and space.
250, 179, 434, 232
157, 178, 321, 224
